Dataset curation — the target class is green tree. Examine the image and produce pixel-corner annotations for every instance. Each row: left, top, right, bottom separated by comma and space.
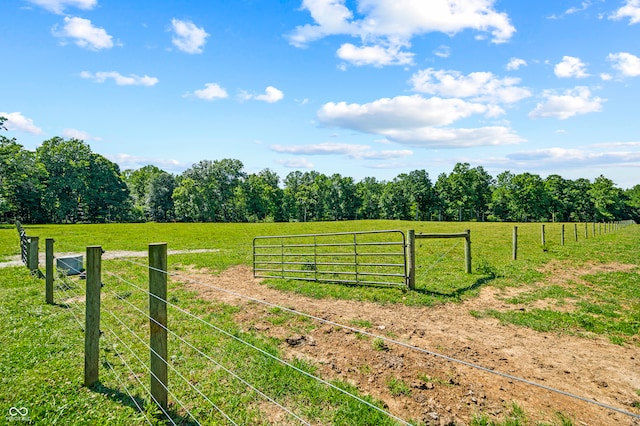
173, 159, 246, 222
123, 165, 166, 220
405, 170, 434, 221
624, 185, 640, 222
589, 175, 625, 221
242, 169, 283, 222
489, 171, 515, 221
379, 177, 412, 220
0, 134, 46, 223
146, 171, 176, 222
356, 177, 383, 220
85, 154, 130, 222
508, 173, 549, 222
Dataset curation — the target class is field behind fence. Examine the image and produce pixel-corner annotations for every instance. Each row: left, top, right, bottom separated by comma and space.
1, 220, 639, 425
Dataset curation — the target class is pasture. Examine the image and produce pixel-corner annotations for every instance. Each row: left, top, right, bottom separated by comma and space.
1, 221, 638, 425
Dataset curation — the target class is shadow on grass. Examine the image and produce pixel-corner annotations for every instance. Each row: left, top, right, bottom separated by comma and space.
90, 381, 199, 425
413, 274, 497, 299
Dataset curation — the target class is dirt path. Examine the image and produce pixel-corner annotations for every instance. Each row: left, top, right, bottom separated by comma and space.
0, 249, 219, 268
178, 264, 640, 426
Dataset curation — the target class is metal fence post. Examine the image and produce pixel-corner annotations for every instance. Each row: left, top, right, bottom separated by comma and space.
149, 243, 168, 409
85, 246, 102, 387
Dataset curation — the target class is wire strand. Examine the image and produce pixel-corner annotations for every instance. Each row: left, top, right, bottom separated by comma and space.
102, 295, 239, 426
107, 268, 412, 426
106, 287, 310, 426
101, 344, 154, 426
170, 270, 640, 421
101, 310, 201, 425
101, 327, 178, 426
114, 257, 640, 421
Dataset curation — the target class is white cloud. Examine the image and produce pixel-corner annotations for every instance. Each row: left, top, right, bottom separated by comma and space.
410, 68, 531, 104
381, 126, 524, 148
506, 57, 526, 71
187, 83, 229, 100
270, 142, 413, 160
54, 16, 113, 50
27, 0, 96, 14
240, 86, 284, 103
106, 153, 186, 172
288, 0, 515, 66
607, 52, 640, 77
171, 19, 209, 54
610, 0, 640, 24
506, 147, 640, 168
317, 95, 523, 148
275, 158, 315, 169
337, 42, 414, 66
434, 45, 450, 58
0, 111, 43, 134
319, 95, 490, 131
62, 128, 101, 141
554, 56, 589, 78
529, 86, 605, 120
80, 71, 159, 86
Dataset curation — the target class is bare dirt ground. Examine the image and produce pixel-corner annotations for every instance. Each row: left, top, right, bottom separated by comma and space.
178, 263, 640, 426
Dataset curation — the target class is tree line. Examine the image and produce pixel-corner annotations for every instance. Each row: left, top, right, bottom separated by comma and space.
1, 125, 639, 225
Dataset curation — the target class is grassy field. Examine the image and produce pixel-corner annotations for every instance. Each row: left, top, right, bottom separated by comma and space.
1, 221, 638, 425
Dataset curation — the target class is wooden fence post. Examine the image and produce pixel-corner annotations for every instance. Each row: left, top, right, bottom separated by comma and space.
407, 230, 415, 290
512, 226, 518, 260
541, 224, 546, 248
574, 223, 578, 242
561, 224, 565, 246
28, 236, 39, 273
584, 222, 588, 239
85, 246, 102, 387
592, 222, 596, 237
46, 238, 54, 304
464, 229, 472, 274
149, 243, 168, 409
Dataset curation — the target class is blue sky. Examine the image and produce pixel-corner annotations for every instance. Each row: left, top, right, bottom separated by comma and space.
2, 0, 640, 188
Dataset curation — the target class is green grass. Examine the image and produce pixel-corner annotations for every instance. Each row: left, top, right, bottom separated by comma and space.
475, 266, 640, 345
2, 220, 639, 424
386, 378, 411, 397
1, 257, 403, 424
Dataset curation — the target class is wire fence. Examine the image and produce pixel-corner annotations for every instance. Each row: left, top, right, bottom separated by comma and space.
17, 222, 640, 424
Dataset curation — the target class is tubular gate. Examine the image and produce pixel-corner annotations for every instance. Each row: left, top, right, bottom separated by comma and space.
253, 230, 407, 287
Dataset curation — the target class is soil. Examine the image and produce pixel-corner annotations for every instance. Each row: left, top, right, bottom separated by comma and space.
178, 263, 640, 426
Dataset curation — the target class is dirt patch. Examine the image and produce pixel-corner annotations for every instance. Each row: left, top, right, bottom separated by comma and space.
178, 265, 640, 425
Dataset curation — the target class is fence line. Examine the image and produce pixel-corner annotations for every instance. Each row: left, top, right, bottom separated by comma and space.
123, 260, 640, 421
104, 274, 309, 425
101, 309, 204, 425
103, 277, 310, 425
51, 245, 412, 425
24, 223, 640, 424
110, 263, 412, 426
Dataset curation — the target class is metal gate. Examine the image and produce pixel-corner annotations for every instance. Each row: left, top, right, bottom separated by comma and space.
253, 230, 407, 287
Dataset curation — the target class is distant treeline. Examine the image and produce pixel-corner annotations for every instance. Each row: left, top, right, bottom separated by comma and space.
2, 132, 639, 224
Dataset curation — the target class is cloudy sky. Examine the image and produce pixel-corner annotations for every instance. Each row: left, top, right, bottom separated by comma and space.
2, 0, 640, 187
